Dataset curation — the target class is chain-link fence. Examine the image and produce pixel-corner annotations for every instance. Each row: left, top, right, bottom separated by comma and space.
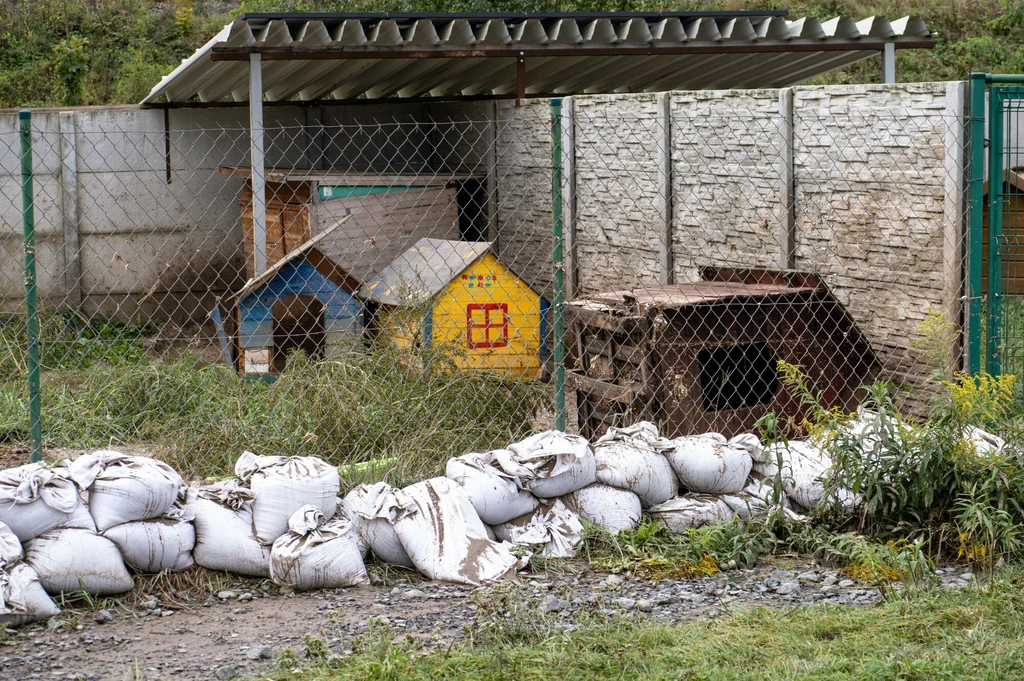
0, 82, 978, 481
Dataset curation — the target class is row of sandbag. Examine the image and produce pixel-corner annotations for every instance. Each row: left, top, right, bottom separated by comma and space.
441, 421, 862, 548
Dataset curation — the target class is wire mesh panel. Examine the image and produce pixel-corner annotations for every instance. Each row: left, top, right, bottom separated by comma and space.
0, 82, 975, 481
990, 89, 1024, 388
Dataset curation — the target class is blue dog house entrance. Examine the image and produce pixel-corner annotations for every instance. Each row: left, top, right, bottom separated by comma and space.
228, 217, 362, 375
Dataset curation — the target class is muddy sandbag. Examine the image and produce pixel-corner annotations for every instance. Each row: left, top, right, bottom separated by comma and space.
0, 563, 61, 627
493, 431, 596, 499
755, 441, 857, 511
445, 451, 539, 525
24, 528, 134, 596
235, 451, 340, 545
563, 484, 642, 534
665, 433, 757, 495
102, 490, 194, 573
388, 477, 524, 585
0, 463, 81, 541
69, 451, 183, 532
342, 483, 414, 568
63, 503, 97, 531
270, 506, 368, 591
0, 521, 58, 626
647, 495, 733, 532
189, 481, 271, 577
492, 499, 583, 558
594, 422, 678, 507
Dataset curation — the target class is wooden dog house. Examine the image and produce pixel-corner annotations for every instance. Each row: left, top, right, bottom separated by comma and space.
226, 218, 362, 375
567, 267, 878, 439
360, 239, 549, 379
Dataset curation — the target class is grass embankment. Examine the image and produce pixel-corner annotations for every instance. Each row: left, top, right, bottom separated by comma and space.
265, 569, 1024, 681
2, 1, 1022, 109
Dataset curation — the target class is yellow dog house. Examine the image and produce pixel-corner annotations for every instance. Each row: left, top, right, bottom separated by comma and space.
360, 239, 548, 379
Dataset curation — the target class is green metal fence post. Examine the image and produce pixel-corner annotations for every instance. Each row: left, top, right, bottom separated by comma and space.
551, 98, 566, 432
19, 110, 42, 462
967, 73, 987, 375
987, 88, 1005, 376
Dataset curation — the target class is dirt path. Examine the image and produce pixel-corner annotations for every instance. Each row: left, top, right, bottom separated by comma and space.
2, 560, 977, 681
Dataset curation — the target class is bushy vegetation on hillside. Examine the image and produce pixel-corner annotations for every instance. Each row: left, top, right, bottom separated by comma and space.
1, 0, 1021, 108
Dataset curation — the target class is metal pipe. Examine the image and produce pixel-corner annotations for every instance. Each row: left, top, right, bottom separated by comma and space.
249, 53, 267, 277
551, 97, 566, 432
19, 110, 42, 463
987, 75, 1024, 84
967, 73, 986, 374
881, 42, 895, 83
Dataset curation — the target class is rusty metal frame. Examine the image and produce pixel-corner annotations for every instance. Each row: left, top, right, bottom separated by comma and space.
209, 41, 933, 62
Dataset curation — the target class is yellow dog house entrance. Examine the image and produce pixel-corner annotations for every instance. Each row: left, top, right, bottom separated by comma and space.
360, 239, 548, 379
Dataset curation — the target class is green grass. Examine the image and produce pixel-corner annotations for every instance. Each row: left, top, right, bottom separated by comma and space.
265, 568, 1024, 681
0, 344, 549, 482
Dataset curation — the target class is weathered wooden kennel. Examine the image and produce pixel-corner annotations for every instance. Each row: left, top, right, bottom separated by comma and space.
567, 267, 879, 439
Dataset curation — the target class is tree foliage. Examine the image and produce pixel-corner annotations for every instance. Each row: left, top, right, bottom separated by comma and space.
0, 0, 1021, 107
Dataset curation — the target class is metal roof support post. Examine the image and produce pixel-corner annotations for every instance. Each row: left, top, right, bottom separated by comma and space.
551, 98, 566, 432
250, 52, 267, 277
881, 42, 896, 83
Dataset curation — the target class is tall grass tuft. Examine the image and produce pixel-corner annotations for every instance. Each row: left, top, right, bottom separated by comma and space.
0, 348, 549, 483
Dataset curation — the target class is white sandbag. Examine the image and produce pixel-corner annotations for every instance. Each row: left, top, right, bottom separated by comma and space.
0, 523, 22, 565
235, 451, 340, 545
665, 433, 756, 494
342, 483, 414, 568
188, 481, 271, 577
69, 451, 182, 532
493, 431, 597, 499
24, 528, 134, 596
445, 451, 539, 524
755, 441, 858, 511
387, 477, 523, 585
0, 563, 60, 627
963, 425, 1005, 457
563, 484, 642, 534
0, 463, 80, 541
492, 499, 583, 558
270, 506, 368, 591
102, 492, 195, 573
647, 495, 733, 532
594, 422, 678, 507
63, 502, 97, 531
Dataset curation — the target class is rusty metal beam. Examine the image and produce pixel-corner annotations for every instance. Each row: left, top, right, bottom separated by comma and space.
209, 40, 933, 61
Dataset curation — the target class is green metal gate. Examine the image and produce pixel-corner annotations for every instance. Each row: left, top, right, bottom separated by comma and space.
967, 74, 1024, 381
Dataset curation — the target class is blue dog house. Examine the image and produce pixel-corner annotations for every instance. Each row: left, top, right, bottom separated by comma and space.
227, 218, 362, 374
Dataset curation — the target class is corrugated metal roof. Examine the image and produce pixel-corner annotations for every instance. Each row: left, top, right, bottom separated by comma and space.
360, 238, 491, 305
141, 12, 931, 105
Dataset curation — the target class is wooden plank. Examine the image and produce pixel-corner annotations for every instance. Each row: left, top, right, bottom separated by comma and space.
565, 304, 648, 335
567, 372, 646, 404
581, 336, 647, 367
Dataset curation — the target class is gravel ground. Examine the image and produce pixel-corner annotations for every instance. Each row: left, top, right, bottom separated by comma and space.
0, 562, 979, 681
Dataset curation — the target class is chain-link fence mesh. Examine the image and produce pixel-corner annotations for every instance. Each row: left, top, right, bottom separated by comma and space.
0, 82, 977, 482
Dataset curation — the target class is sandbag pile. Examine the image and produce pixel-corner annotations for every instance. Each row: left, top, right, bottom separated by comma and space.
7, 410, 999, 629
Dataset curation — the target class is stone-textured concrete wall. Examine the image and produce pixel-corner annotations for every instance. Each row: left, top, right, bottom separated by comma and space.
485, 82, 966, 409
493, 100, 554, 296
792, 83, 964, 411
669, 89, 789, 282
572, 94, 664, 295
